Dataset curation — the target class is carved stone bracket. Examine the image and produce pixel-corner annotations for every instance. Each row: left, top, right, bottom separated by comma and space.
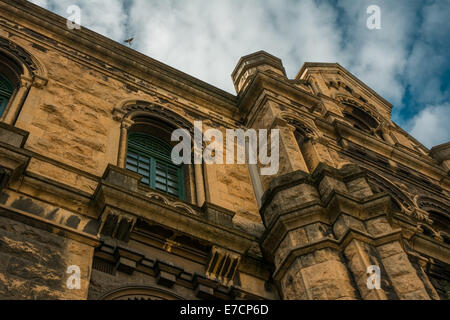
205, 246, 241, 287
112, 107, 127, 122
0, 123, 30, 190
98, 209, 137, 242
31, 74, 48, 89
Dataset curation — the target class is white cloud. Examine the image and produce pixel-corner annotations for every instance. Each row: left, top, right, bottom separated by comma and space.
409, 103, 450, 148
26, 0, 450, 145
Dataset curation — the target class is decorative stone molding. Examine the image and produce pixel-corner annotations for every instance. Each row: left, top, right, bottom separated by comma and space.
31, 74, 48, 89
93, 241, 256, 299
416, 223, 443, 242
18, 75, 33, 89
416, 195, 450, 214
121, 118, 134, 129
0, 36, 48, 83
366, 174, 415, 216
284, 117, 316, 139
145, 191, 198, 216
112, 99, 195, 135
336, 94, 383, 124
0, 37, 38, 73
112, 107, 127, 122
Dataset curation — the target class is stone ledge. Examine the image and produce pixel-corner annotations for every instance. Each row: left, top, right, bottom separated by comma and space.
260, 162, 369, 218
238, 71, 320, 122
201, 202, 236, 227
0, 122, 29, 148
0, 203, 100, 247
260, 169, 311, 215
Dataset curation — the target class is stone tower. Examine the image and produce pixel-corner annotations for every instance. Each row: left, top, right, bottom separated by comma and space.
232, 52, 449, 300
0, 0, 448, 300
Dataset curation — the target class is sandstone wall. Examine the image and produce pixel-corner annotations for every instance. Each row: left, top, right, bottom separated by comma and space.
0, 215, 93, 299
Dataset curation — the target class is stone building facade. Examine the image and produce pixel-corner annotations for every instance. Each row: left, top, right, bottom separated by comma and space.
0, 0, 448, 300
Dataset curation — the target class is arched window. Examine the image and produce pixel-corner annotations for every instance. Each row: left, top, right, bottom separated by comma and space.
342, 103, 384, 140
126, 132, 185, 200
0, 72, 14, 117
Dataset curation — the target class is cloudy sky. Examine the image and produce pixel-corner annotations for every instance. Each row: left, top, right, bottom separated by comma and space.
29, 0, 449, 149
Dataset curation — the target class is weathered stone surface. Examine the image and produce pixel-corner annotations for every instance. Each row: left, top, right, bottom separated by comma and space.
0, 216, 93, 300
281, 258, 358, 300
366, 217, 393, 236
333, 214, 367, 239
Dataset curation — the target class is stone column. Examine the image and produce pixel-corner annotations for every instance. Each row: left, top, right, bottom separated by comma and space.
194, 163, 206, 207
2, 76, 32, 125
269, 117, 309, 177
117, 118, 134, 168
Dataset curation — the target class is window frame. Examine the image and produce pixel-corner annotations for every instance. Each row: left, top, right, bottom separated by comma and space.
0, 72, 13, 117
126, 132, 186, 200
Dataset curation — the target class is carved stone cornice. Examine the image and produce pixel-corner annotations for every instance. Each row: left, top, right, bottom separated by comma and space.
93, 240, 263, 299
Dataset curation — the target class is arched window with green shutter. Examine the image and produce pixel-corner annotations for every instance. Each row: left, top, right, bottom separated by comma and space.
0, 73, 13, 117
126, 132, 185, 200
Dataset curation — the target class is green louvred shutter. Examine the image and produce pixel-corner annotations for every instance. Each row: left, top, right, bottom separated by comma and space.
126, 132, 185, 200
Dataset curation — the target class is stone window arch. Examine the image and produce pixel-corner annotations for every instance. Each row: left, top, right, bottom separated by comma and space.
113, 100, 206, 206
415, 196, 450, 239
342, 102, 384, 140
0, 37, 48, 124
